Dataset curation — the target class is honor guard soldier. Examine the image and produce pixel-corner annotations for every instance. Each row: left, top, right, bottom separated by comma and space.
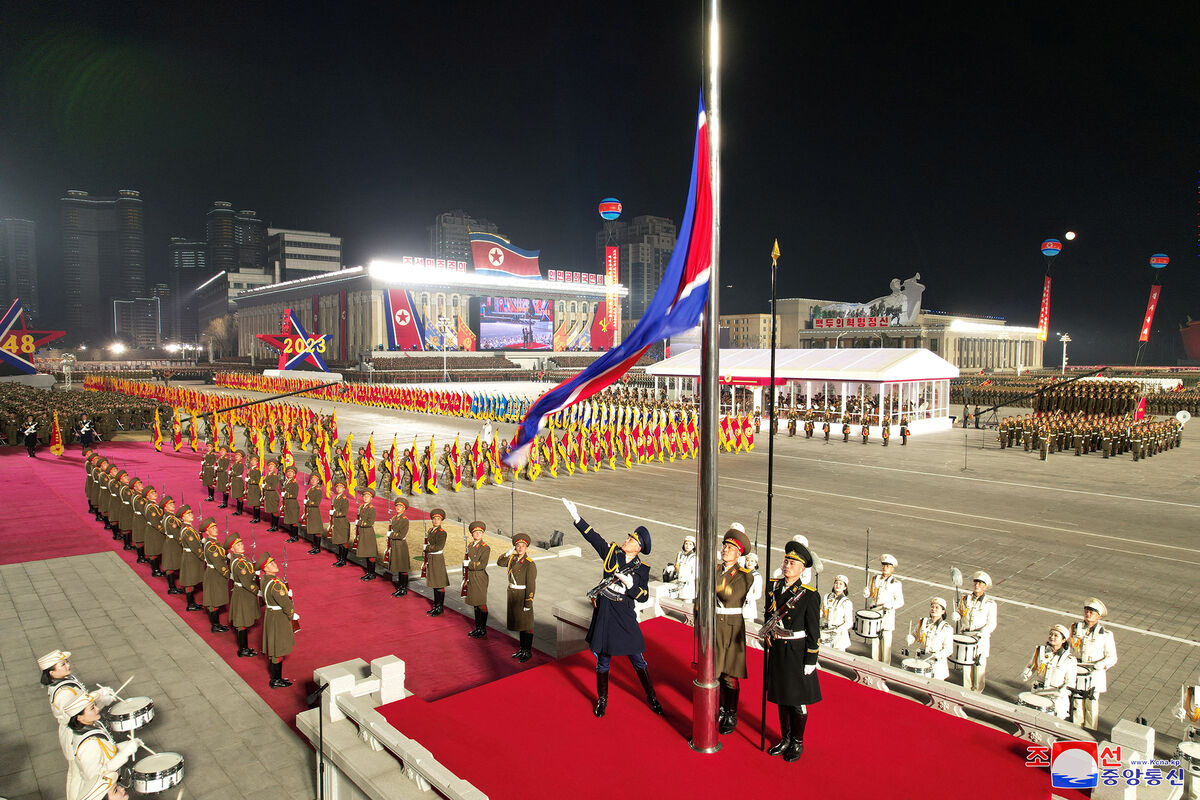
823, 414, 832, 441
229, 450, 247, 515
63, 692, 141, 800
143, 485, 166, 577
227, 533, 260, 658
259, 552, 297, 688
201, 446, 217, 500
246, 458, 264, 524
821, 575, 853, 652
714, 526, 755, 734
881, 418, 891, 446
117, 472, 135, 552
861, 416, 870, 444
103, 467, 122, 540
497, 532, 537, 662
863, 553, 904, 665
1069, 597, 1118, 730
23, 413, 38, 456
463, 521, 491, 638
329, 479, 351, 566
263, 460, 282, 532
954, 571, 997, 692
423, 508, 449, 615
303, 476, 324, 555
282, 465, 301, 542
130, 478, 148, 564
179, 506, 205, 611
1021, 624, 1077, 719
215, 446, 230, 507
561, 499, 662, 717
387, 499, 412, 597
900, 416, 910, 445
787, 410, 797, 437
842, 416, 851, 443
907, 597, 953, 680
201, 517, 231, 632
161, 496, 184, 594
354, 488, 379, 581
83, 452, 100, 516
803, 414, 815, 439
763, 540, 822, 762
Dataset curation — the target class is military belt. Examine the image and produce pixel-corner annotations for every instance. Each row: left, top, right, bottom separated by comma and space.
265, 603, 283, 611
508, 583, 526, 589
772, 630, 806, 640
716, 607, 743, 615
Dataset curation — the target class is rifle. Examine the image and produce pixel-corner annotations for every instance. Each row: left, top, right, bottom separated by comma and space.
759, 581, 809, 642
586, 557, 641, 602
460, 520, 470, 598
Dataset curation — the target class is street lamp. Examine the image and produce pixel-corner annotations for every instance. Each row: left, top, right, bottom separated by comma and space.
1058, 333, 1071, 376
436, 315, 454, 382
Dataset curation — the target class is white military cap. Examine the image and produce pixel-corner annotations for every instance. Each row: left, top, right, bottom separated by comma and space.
37, 649, 70, 670
1083, 597, 1108, 616
834, 574, 850, 586
880, 553, 898, 566
972, 571, 992, 586
792, 534, 809, 547
683, 535, 696, 545
729, 522, 745, 534
931, 596, 948, 609
62, 691, 96, 718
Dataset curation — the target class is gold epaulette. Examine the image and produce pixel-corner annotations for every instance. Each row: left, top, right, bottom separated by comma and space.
802, 583, 816, 592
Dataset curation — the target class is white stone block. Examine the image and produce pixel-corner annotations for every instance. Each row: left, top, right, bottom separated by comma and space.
1111, 719, 1155, 760
315, 664, 358, 723
372, 655, 406, 704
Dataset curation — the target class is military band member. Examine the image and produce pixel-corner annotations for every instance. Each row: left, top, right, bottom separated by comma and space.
863, 553, 904, 665
763, 540, 821, 762
201, 518, 231, 632
303, 477, 324, 555
77, 772, 129, 800
881, 418, 891, 446
179, 506, 205, 611
282, 465, 301, 542
423, 508, 449, 615
246, 458, 263, 524
561, 499, 661, 717
227, 533, 259, 657
1069, 597, 1118, 730
23, 413, 39, 457
387, 499, 412, 597
329, 479, 351, 567
143, 485, 166, 577
497, 532, 537, 662
263, 460, 282, 532
822, 415, 831, 441
229, 449, 246, 515
201, 446, 217, 500
821, 574, 853, 652
463, 521, 491, 638
803, 415, 815, 439
714, 526, 754, 734
215, 446, 230, 508
908, 597, 953, 680
1022, 624, 1077, 719
954, 571, 997, 691
354, 488, 379, 580
842, 416, 851, 442
161, 496, 184, 594
900, 416, 910, 445
63, 692, 141, 800
39, 649, 115, 725
861, 417, 870, 444
259, 553, 297, 688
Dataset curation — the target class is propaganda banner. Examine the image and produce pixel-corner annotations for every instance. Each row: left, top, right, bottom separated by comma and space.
384, 289, 426, 351
1138, 284, 1161, 343
1036, 274, 1052, 342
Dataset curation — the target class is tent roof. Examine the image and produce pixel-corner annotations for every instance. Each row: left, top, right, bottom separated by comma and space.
646, 348, 960, 383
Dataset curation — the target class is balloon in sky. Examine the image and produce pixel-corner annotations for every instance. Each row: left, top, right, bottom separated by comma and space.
598, 197, 622, 221
1149, 253, 1169, 269
1041, 239, 1062, 257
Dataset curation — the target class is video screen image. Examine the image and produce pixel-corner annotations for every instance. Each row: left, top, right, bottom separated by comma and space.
478, 297, 553, 350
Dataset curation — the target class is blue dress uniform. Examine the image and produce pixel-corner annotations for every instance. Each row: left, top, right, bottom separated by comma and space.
764, 541, 822, 762
573, 517, 663, 718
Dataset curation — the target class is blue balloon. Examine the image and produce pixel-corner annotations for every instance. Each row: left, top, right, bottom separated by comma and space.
598, 198, 622, 221
1149, 253, 1169, 269
1041, 239, 1062, 257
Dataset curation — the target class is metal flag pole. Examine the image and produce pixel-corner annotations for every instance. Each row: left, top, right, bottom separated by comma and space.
759, 239, 780, 751
691, 0, 721, 755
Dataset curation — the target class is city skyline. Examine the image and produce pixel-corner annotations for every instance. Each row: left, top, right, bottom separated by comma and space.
1, 2, 1196, 363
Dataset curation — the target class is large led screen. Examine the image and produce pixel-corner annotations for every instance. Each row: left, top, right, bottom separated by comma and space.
478, 297, 553, 350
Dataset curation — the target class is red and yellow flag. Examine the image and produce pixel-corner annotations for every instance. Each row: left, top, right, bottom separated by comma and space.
364, 433, 377, 489
172, 409, 183, 452
50, 411, 65, 457
153, 410, 163, 453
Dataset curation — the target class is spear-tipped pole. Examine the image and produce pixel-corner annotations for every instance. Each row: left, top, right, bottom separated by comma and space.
759, 238, 781, 752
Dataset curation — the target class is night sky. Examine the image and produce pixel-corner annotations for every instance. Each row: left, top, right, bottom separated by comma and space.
1, 1, 1197, 365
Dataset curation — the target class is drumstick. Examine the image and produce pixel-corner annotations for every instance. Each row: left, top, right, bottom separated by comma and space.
135, 738, 158, 756
109, 674, 135, 700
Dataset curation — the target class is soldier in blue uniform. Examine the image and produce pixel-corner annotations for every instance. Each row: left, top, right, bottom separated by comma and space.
764, 540, 822, 762
562, 498, 663, 719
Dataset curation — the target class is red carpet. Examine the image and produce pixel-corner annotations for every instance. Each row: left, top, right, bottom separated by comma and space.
0, 443, 550, 725
379, 617, 1088, 800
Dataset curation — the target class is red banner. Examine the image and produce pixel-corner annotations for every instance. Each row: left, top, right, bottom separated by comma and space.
1138, 284, 1161, 343
384, 289, 425, 351
813, 316, 891, 329
605, 246, 619, 329
1036, 274, 1051, 342
589, 300, 615, 350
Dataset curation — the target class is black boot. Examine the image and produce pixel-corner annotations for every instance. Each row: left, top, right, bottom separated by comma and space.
267, 514, 279, 532
783, 708, 807, 762
333, 545, 347, 567
233, 499, 243, 516
251, 507, 261, 524
716, 684, 729, 731
269, 660, 292, 689
185, 589, 201, 612
307, 532, 321, 555
209, 609, 229, 633
468, 608, 484, 637
767, 704, 792, 756
636, 667, 664, 715
718, 684, 739, 734
218, 493, 228, 509
123, 532, 134, 551
237, 629, 258, 658
593, 671, 609, 718
136, 546, 148, 564
391, 576, 403, 597
360, 558, 376, 581
399, 573, 409, 595
167, 573, 184, 595
286, 525, 300, 543
427, 589, 445, 616
207, 486, 215, 501
151, 557, 166, 578
518, 631, 533, 662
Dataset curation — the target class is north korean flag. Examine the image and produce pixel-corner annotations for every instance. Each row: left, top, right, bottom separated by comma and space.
470, 232, 541, 279
384, 289, 425, 351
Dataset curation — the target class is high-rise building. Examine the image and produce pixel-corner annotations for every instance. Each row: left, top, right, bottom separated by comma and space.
206, 201, 237, 274
235, 209, 267, 272
168, 238, 207, 343
267, 229, 342, 281
594, 215, 676, 323
0, 218, 38, 321
429, 210, 500, 266
112, 296, 162, 349
61, 189, 146, 338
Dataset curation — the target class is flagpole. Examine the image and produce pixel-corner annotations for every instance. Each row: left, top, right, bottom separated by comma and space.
691, 0, 721, 755
760, 239, 780, 751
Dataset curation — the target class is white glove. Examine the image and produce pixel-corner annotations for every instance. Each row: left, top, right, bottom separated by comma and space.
1021, 668, 1032, 682
615, 572, 634, 589
115, 738, 140, 763
288, 590, 293, 597
951, 611, 961, 622
562, 498, 580, 523
292, 612, 300, 621
506, 548, 516, 557
523, 606, 531, 612
905, 634, 915, 647
862, 587, 871, 599
804, 664, 816, 676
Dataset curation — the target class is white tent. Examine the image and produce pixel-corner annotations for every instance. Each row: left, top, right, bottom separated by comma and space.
647, 347, 960, 433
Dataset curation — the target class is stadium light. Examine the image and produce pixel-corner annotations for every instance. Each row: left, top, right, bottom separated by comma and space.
109, 342, 126, 354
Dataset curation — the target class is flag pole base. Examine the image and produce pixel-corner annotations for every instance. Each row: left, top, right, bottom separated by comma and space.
690, 678, 722, 753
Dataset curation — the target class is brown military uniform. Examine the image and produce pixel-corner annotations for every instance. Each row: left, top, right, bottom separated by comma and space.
162, 512, 183, 572
201, 451, 216, 488
282, 477, 300, 526
387, 513, 410, 572
229, 554, 260, 630
330, 495, 350, 545
246, 465, 263, 507
464, 539, 491, 607
714, 564, 754, 678
497, 551, 536, 631
354, 502, 378, 559
261, 576, 296, 657
203, 537, 231, 608
304, 486, 324, 536
131, 489, 148, 547
180, 524, 205, 588
143, 498, 164, 558
423, 525, 449, 588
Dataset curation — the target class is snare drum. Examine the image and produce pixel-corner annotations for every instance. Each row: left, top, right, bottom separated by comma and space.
854, 610, 883, 639
1017, 691, 1054, 714
901, 657, 932, 677
1176, 741, 1200, 777
130, 752, 185, 793
1074, 664, 1095, 695
103, 696, 154, 732
819, 628, 833, 647
949, 634, 979, 666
